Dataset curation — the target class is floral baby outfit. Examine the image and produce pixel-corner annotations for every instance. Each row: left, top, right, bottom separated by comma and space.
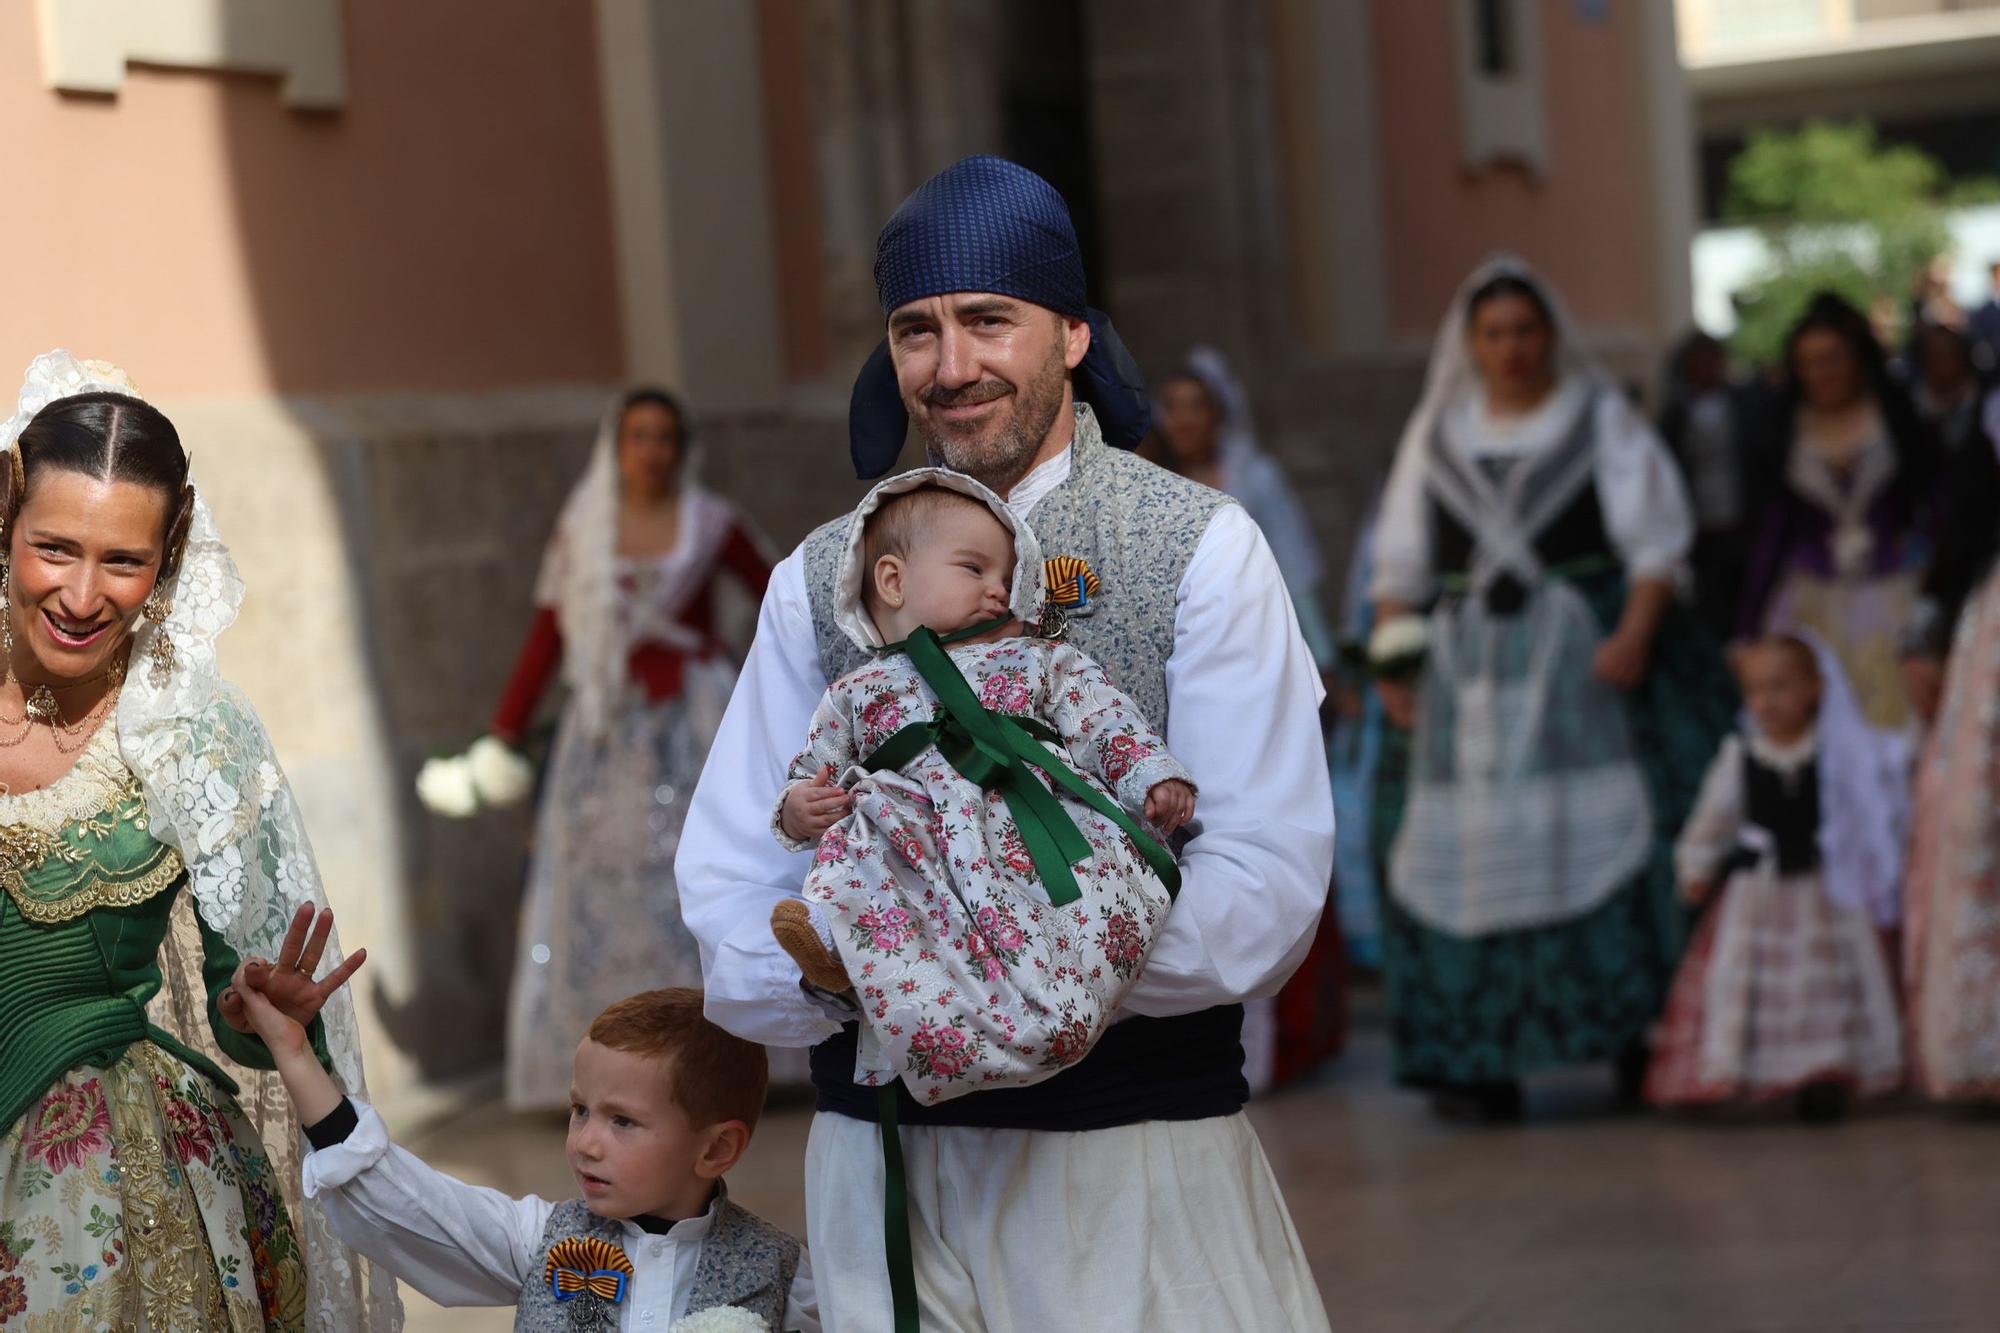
774, 470, 1190, 1103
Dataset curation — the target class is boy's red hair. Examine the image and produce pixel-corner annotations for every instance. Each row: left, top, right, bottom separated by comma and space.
587, 988, 768, 1130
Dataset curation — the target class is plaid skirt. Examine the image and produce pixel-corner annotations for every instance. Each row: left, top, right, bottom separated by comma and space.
1647, 868, 1903, 1105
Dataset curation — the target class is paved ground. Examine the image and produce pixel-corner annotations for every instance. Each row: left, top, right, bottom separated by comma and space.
393, 1004, 2000, 1332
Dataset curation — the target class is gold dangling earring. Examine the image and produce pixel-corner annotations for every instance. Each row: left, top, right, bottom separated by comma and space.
143, 586, 176, 687
0, 558, 52, 723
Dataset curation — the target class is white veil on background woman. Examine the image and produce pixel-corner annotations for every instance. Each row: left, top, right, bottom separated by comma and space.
1181, 347, 1325, 593
532, 391, 738, 746
1372, 255, 1598, 608
1797, 629, 1908, 928
0, 351, 402, 1332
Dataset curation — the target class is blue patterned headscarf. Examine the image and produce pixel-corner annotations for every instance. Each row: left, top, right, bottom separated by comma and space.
849, 155, 1151, 479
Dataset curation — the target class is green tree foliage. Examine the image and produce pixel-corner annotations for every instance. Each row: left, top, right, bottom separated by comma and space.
1723, 120, 1970, 366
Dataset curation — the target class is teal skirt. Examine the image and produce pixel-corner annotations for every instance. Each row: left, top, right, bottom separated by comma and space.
1373, 574, 1736, 1087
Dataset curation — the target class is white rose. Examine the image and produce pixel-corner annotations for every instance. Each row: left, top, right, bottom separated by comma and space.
1368, 615, 1428, 665
467, 735, 535, 808
669, 1307, 770, 1333
416, 753, 480, 819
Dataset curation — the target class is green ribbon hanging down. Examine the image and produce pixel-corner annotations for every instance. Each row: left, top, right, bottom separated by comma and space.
861, 619, 1183, 1333
865, 622, 1180, 905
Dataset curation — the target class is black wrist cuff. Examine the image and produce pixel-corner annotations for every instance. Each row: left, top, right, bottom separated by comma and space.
304, 1096, 360, 1151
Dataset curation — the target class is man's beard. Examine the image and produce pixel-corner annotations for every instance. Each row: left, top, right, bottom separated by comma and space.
916, 340, 1070, 494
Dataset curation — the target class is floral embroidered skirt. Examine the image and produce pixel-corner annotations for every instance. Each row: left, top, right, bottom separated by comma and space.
506, 687, 719, 1110
1905, 569, 2000, 1100
0, 1042, 306, 1331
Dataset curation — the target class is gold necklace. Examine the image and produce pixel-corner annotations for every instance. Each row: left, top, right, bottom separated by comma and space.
0, 685, 118, 753
0, 654, 128, 752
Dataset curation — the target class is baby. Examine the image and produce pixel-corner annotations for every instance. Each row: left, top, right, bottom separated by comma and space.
769, 469, 1195, 1103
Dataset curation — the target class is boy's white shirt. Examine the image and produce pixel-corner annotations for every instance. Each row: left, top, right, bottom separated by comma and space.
677, 443, 1338, 1047
300, 1101, 818, 1332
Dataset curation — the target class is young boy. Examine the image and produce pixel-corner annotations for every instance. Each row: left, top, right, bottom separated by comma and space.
768, 468, 1196, 1104
233, 959, 816, 1332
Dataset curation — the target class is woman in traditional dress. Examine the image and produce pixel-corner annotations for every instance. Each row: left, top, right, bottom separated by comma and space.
1736, 294, 1937, 732
1156, 349, 1348, 1088
468, 388, 769, 1110
1156, 348, 1339, 666
1903, 526, 2000, 1101
1368, 258, 1734, 1121
0, 351, 398, 1330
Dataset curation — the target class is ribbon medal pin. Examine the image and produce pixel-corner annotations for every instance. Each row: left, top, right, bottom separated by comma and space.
1043, 556, 1100, 611
1040, 556, 1101, 640
546, 1236, 635, 1328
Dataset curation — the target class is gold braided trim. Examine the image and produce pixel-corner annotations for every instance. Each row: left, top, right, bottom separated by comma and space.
1, 846, 185, 924
115, 1043, 241, 1331
0, 719, 181, 923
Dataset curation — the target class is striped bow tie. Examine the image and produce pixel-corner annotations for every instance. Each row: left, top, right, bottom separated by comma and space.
546, 1236, 634, 1304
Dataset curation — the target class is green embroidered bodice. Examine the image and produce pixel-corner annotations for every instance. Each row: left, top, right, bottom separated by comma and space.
0, 724, 302, 1132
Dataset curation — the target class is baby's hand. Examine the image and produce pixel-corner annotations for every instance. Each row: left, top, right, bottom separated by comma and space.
781, 764, 851, 842
1145, 779, 1197, 835
1681, 878, 1718, 908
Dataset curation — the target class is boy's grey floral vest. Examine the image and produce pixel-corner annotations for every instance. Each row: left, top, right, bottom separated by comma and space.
803, 403, 1231, 727
514, 1197, 801, 1332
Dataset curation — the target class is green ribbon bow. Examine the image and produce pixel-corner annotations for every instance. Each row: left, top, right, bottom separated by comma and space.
865, 619, 1182, 1333
866, 622, 1179, 907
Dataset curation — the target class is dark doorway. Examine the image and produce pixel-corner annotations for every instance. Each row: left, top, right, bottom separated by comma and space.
1000, 2, 1104, 307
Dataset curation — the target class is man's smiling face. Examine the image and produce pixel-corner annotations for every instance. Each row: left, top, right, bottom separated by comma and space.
886, 292, 1089, 493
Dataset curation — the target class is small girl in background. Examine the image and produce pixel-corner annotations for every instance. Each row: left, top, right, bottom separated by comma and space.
1647, 632, 1907, 1121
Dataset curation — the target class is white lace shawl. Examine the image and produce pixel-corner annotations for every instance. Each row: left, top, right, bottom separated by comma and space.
1369, 255, 1694, 605
0, 350, 402, 1332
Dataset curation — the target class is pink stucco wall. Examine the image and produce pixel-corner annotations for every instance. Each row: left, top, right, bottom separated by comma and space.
1372, 0, 1659, 338
0, 1, 622, 395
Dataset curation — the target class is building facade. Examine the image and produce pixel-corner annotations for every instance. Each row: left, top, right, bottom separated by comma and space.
3, 0, 1695, 1097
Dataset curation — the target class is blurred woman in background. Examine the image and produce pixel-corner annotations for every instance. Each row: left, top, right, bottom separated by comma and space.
427, 388, 770, 1110
1155, 348, 1348, 1089
1368, 257, 1732, 1121
1736, 294, 1936, 732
